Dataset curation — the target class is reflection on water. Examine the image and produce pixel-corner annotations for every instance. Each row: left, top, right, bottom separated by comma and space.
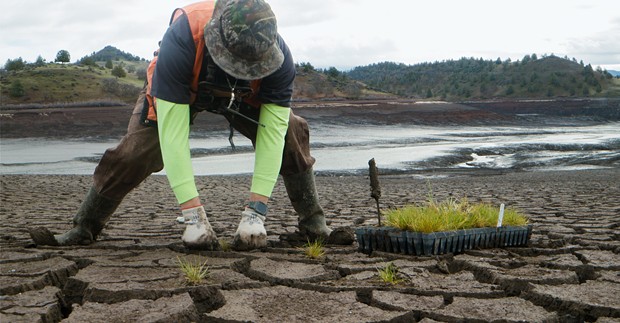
1, 123, 619, 175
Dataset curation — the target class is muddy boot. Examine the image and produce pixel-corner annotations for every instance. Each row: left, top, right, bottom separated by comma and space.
283, 168, 354, 245
29, 187, 120, 246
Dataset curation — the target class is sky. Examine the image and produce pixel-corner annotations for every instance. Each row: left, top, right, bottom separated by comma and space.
1, 0, 619, 71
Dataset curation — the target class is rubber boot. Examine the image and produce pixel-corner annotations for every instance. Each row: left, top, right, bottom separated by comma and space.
282, 168, 333, 241
29, 187, 120, 246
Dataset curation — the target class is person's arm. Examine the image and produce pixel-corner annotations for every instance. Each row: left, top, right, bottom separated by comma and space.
156, 98, 200, 207
249, 103, 290, 201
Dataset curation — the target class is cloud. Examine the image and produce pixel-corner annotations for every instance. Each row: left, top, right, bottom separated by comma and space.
291, 36, 398, 69
0, 0, 181, 63
269, 0, 338, 27
2, 0, 619, 71
564, 18, 620, 67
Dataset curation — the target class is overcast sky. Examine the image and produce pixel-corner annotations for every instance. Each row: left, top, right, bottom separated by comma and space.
1, 0, 619, 71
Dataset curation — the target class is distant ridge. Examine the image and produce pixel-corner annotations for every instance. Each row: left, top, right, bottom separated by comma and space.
347, 55, 619, 100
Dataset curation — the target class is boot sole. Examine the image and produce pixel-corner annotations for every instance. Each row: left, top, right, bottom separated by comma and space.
28, 227, 59, 246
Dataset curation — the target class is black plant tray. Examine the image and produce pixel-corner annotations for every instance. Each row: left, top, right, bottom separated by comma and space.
355, 224, 533, 256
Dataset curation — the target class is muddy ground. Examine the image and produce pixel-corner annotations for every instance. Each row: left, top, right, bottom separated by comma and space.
1, 98, 619, 322
1, 169, 619, 322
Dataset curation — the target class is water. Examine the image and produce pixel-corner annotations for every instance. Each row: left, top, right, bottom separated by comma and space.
1, 122, 619, 176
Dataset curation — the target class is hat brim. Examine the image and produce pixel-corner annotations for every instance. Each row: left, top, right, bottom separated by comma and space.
204, 1, 284, 80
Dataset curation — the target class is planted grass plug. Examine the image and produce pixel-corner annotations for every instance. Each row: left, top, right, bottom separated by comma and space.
377, 262, 403, 285
219, 238, 232, 252
302, 239, 326, 259
177, 256, 210, 286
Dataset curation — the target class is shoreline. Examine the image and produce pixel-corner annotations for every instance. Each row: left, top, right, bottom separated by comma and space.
2, 98, 618, 139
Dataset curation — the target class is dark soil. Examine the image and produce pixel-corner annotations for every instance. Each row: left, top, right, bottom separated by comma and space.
2, 98, 619, 139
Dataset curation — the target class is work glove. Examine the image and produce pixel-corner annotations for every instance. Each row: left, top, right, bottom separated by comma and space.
232, 208, 267, 251
180, 205, 220, 250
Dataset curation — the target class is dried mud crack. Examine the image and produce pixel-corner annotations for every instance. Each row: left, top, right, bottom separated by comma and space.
1, 169, 619, 322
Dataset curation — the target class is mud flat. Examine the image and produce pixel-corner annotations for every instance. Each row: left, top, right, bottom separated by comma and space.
1, 168, 619, 322
3, 98, 618, 139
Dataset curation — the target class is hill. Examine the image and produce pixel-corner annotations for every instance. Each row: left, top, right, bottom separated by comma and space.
347, 55, 620, 100
2, 48, 619, 107
0, 49, 392, 106
79, 45, 146, 63
0, 63, 146, 106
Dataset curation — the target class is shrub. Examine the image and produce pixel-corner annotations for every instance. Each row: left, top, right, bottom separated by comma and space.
111, 65, 126, 78
9, 80, 25, 97
101, 78, 140, 98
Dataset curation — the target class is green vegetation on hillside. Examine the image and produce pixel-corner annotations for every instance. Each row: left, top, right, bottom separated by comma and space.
294, 62, 394, 100
1, 46, 149, 106
1, 46, 388, 106
347, 54, 619, 100
3, 47, 619, 106
1, 64, 145, 105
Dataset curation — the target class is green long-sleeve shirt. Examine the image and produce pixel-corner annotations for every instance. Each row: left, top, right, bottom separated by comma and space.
156, 98, 290, 204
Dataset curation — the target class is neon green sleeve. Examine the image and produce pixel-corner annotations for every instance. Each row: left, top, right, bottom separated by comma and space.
251, 103, 291, 197
155, 98, 199, 204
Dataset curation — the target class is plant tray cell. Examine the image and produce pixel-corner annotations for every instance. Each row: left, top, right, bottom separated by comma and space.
355, 224, 533, 256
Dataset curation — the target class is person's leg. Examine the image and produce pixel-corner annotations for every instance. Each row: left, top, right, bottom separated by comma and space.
29, 90, 164, 246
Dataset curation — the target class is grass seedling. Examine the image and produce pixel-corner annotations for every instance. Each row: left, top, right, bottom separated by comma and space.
219, 238, 232, 252
302, 239, 326, 259
177, 256, 210, 286
377, 262, 403, 285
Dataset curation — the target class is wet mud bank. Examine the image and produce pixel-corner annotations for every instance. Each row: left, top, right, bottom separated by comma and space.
2, 98, 618, 139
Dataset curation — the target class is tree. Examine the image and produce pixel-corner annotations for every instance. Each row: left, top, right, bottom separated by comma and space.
55, 50, 71, 64
298, 62, 315, 73
136, 67, 147, 81
111, 65, 126, 78
105, 59, 113, 69
325, 67, 341, 79
79, 56, 97, 67
33, 55, 46, 67
522, 54, 531, 64
4, 57, 26, 71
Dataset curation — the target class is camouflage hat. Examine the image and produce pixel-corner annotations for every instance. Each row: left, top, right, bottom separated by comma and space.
205, 0, 284, 80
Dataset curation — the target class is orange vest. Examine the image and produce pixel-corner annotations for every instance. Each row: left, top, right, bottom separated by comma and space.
144, 1, 262, 125
144, 1, 214, 124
